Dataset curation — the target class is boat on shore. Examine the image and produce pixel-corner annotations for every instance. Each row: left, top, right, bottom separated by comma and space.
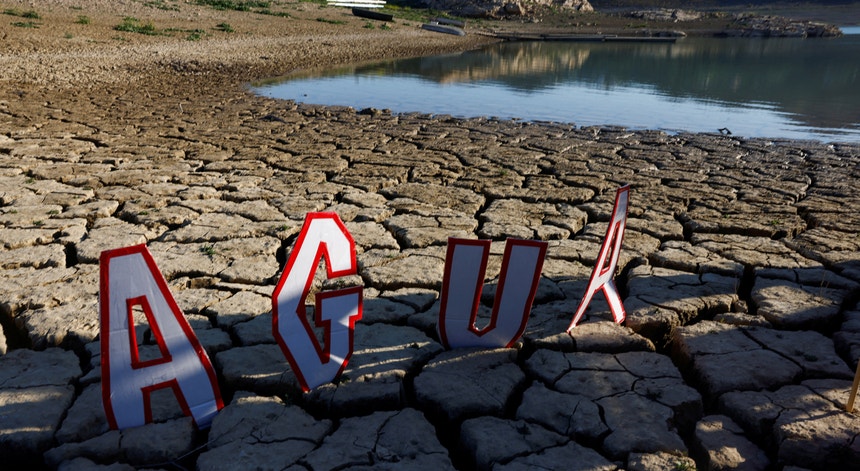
421, 22, 466, 36
429, 17, 466, 28
351, 7, 393, 21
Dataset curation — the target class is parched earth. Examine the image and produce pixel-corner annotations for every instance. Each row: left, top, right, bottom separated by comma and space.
2, 1, 860, 470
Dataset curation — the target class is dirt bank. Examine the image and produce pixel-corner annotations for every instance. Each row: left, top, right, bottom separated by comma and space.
2, 0, 854, 93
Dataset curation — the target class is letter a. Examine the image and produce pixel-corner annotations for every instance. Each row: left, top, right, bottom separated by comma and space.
99, 245, 223, 430
438, 238, 547, 349
272, 212, 362, 392
567, 185, 630, 331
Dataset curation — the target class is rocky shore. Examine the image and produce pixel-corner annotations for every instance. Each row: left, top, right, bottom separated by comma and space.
2, 1, 860, 470
624, 9, 844, 37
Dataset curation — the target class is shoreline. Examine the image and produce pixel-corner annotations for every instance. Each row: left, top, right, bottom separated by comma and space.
2, 1, 853, 144
1, 1, 855, 87
2, 1, 860, 470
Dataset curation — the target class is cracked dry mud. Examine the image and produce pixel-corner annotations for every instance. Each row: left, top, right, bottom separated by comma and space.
2, 1, 860, 470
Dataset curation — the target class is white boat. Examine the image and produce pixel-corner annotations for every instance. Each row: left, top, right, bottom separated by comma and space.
421, 22, 465, 36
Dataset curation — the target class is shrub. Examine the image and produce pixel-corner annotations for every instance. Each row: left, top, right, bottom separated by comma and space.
114, 17, 160, 35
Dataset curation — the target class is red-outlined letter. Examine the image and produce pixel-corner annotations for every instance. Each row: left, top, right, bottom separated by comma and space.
567, 185, 630, 331
272, 212, 363, 392
99, 245, 223, 430
438, 238, 548, 349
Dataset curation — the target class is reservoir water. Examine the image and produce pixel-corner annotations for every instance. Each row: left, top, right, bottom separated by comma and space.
254, 26, 860, 144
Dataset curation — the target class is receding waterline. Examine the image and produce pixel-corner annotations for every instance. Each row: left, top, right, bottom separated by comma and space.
254, 34, 860, 144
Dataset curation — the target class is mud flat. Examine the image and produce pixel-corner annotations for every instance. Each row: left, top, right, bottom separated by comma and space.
1, 1, 860, 470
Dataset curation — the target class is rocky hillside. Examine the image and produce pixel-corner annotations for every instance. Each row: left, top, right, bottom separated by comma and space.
589, 0, 860, 24
590, 0, 856, 7
421, 0, 593, 18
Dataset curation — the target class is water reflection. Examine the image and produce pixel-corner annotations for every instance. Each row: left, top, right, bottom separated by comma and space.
256, 35, 860, 143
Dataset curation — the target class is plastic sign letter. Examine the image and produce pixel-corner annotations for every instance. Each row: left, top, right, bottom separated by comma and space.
273, 212, 363, 392
99, 245, 223, 430
567, 185, 630, 330
438, 238, 548, 349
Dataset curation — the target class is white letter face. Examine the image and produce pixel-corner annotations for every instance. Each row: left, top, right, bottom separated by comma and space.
99, 245, 223, 430
438, 238, 547, 349
272, 213, 363, 392
567, 185, 630, 331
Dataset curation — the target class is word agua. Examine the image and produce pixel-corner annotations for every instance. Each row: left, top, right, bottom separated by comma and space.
99, 186, 630, 430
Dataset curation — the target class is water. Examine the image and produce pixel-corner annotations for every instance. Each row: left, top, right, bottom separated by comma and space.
255, 28, 860, 144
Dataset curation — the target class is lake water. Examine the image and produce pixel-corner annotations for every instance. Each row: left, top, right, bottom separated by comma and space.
255, 26, 860, 144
